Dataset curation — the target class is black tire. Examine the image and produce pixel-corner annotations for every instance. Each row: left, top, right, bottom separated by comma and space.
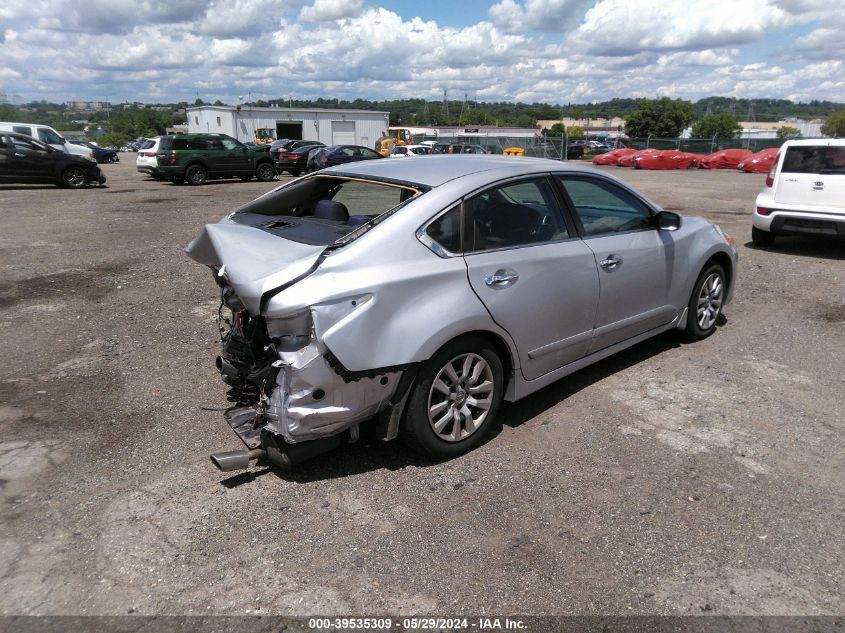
185, 164, 207, 186
61, 165, 87, 189
255, 162, 275, 182
401, 335, 504, 458
683, 263, 726, 341
752, 226, 775, 247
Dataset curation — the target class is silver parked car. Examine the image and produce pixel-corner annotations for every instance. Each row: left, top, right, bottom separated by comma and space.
187, 156, 737, 471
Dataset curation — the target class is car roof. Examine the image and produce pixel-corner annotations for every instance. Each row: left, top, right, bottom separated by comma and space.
782, 138, 845, 147
320, 154, 599, 187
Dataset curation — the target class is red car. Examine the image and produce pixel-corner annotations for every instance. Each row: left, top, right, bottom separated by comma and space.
617, 148, 658, 167
699, 149, 753, 170
737, 147, 779, 173
632, 150, 702, 170
592, 148, 637, 165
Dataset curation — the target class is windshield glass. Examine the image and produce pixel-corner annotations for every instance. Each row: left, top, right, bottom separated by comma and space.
231, 175, 424, 246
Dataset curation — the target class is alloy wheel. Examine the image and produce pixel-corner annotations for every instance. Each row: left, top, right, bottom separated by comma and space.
697, 272, 723, 330
427, 353, 495, 442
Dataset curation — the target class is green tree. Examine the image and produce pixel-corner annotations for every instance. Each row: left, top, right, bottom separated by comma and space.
568, 125, 585, 139
624, 98, 695, 138
691, 113, 742, 138
776, 125, 801, 139
546, 122, 566, 137
821, 110, 845, 137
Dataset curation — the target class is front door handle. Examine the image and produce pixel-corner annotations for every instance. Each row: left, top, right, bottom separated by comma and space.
485, 269, 519, 288
599, 255, 623, 271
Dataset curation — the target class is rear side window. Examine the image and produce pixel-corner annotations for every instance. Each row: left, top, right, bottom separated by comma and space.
468, 178, 568, 251
782, 146, 845, 175
12, 126, 32, 136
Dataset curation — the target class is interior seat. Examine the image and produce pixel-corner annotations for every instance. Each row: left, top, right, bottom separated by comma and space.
313, 199, 349, 222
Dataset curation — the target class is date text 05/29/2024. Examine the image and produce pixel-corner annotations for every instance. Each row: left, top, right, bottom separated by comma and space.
307, 617, 527, 630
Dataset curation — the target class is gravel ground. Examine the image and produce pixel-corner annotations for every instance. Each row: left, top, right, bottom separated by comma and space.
0, 158, 843, 618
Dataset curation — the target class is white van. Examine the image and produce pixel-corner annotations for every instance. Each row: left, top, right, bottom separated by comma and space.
0, 122, 94, 159
752, 138, 845, 246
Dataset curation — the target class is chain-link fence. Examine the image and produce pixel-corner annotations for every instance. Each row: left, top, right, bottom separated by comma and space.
626, 136, 785, 153
424, 134, 786, 160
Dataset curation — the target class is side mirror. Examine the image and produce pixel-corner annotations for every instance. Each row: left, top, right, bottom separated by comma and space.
657, 210, 681, 231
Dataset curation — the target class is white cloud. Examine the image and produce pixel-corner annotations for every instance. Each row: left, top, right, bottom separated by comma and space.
299, 0, 364, 22
0, 0, 842, 105
489, 0, 595, 33
571, 0, 790, 55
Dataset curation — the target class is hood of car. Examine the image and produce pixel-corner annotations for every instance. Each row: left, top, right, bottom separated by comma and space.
185, 221, 326, 315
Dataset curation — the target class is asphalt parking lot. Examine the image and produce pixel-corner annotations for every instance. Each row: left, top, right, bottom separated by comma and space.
0, 158, 843, 618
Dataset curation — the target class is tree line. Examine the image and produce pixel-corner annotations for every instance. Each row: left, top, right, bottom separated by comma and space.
1, 96, 843, 145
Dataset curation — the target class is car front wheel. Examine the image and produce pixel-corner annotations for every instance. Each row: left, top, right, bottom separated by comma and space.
61, 165, 87, 188
684, 263, 726, 340
185, 164, 207, 186
752, 226, 775, 247
401, 336, 504, 458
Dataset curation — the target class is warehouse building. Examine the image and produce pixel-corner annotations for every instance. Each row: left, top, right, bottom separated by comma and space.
186, 105, 390, 147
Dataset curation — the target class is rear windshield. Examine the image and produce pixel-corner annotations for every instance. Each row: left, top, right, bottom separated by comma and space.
231, 175, 425, 247
782, 146, 845, 175
138, 139, 156, 150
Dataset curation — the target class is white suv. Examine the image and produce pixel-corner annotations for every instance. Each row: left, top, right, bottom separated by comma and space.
135, 137, 162, 179
752, 139, 845, 247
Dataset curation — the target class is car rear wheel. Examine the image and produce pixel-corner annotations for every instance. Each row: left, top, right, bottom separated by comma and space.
185, 164, 207, 186
752, 226, 775, 247
60, 165, 87, 189
401, 335, 503, 458
255, 162, 275, 182
683, 263, 726, 340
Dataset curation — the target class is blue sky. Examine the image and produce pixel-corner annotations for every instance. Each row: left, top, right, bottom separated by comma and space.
0, 0, 843, 105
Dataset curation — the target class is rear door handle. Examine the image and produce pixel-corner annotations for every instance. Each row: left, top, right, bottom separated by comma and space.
599, 255, 622, 270
485, 269, 519, 288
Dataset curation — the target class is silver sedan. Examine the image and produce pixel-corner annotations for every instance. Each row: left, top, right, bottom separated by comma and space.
187, 156, 738, 471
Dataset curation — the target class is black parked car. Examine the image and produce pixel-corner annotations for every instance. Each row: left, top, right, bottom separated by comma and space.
273, 144, 323, 176
269, 139, 323, 163
0, 133, 105, 188
306, 145, 383, 171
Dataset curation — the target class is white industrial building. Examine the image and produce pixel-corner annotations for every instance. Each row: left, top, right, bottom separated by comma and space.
186, 105, 390, 147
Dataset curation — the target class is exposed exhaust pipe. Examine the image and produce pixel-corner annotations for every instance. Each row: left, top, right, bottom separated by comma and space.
215, 356, 241, 380
209, 448, 265, 472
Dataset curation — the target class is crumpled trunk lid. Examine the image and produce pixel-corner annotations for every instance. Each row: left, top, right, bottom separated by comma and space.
185, 221, 325, 315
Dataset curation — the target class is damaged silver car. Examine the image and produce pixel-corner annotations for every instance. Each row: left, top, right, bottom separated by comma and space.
186, 156, 738, 471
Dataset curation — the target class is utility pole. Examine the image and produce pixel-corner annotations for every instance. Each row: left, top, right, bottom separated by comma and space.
443, 89, 448, 118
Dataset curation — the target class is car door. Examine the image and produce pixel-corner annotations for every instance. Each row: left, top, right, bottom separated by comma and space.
555, 175, 681, 352
220, 136, 253, 175
463, 177, 600, 381
2, 135, 55, 182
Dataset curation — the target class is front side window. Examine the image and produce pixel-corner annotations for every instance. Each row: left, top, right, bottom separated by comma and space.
36, 128, 64, 145
557, 176, 653, 236
221, 137, 242, 151
468, 178, 569, 251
